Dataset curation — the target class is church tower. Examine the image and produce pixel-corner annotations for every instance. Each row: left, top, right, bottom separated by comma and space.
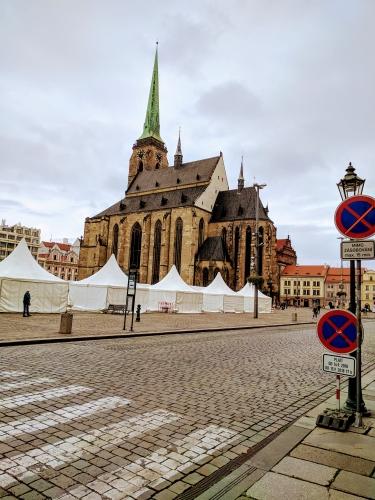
128, 44, 169, 187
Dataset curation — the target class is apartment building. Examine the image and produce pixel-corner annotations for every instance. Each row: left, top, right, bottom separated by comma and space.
362, 269, 375, 308
280, 265, 328, 307
325, 267, 350, 308
0, 220, 40, 261
38, 239, 80, 281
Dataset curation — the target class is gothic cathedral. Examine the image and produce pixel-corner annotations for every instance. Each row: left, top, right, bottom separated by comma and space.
78, 47, 279, 293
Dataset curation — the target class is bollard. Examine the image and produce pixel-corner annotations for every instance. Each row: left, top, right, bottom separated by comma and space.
59, 312, 73, 334
292, 312, 297, 322
136, 304, 141, 322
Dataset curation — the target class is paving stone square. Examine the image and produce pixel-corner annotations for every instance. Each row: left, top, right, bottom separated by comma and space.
0, 322, 374, 499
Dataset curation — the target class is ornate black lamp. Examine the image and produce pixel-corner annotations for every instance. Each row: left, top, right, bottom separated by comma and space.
337, 162, 365, 200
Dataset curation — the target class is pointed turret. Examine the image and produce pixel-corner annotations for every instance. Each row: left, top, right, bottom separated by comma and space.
174, 128, 183, 168
128, 44, 168, 188
139, 43, 163, 143
238, 156, 244, 193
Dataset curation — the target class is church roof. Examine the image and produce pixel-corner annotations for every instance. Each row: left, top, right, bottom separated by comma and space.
126, 156, 220, 195
197, 236, 232, 263
210, 187, 270, 222
93, 185, 206, 218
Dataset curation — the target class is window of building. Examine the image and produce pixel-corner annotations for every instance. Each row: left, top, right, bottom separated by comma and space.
244, 226, 252, 283
221, 227, 227, 246
303, 289, 308, 295
129, 222, 142, 269
112, 224, 119, 258
203, 267, 209, 286
53, 254, 57, 261
198, 218, 205, 249
233, 226, 240, 288
366, 285, 369, 291
258, 226, 264, 276
174, 218, 183, 273
152, 220, 162, 284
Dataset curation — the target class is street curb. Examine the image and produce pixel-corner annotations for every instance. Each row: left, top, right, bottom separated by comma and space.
0, 321, 314, 347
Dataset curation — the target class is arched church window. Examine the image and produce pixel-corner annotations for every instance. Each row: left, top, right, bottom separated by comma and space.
258, 226, 264, 276
198, 218, 205, 248
155, 162, 160, 169
129, 222, 142, 269
112, 224, 119, 258
244, 226, 251, 282
234, 226, 240, 288
224, 268, 229, 284
221, 227, 227, 246
203, 268, 209, 286
152, 220, 162, 284
174, 217, 183, 273
138, 161, 143, 172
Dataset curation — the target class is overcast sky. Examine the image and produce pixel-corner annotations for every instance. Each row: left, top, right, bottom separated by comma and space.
1, 0, 374, 266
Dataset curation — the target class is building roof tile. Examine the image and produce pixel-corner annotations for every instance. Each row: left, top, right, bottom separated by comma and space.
93, 186, 207, 218
210, 187, 270, 223
126, 156, 220, 195
196, 236, 232, 263
282, 265, 329, 277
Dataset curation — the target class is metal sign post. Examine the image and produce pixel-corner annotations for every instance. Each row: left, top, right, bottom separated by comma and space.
316, 311, 358, 431
355, 259, 363, 427
123, 269, 137, 332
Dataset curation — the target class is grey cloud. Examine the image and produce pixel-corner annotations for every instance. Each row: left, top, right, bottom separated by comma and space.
196, 82, 262, 125
0, 0, 374, 262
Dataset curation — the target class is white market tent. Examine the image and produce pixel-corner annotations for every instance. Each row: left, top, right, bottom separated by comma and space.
69, 255, 140, 311
237, 282, 272, 313
202, 273, 244, 313
0, 239, 68, 313
147, 265, 203, 313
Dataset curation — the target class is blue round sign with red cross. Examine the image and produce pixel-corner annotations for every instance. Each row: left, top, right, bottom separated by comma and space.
317, 310, 357, 354
335, 194, 375, 239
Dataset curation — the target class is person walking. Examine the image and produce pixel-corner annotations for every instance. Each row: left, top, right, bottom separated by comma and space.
312, 306, 318, 319
23, 291, 31, 317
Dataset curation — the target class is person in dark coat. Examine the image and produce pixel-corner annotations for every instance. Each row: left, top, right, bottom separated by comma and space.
23, 291, 31, 317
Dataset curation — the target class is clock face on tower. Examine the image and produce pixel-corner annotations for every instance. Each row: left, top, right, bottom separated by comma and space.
137, 150, 145, 159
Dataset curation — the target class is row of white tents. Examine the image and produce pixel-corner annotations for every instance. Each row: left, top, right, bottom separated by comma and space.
0, 239, 272, 314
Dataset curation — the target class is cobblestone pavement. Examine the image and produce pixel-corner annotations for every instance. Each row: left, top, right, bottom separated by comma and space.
0, 309, 319, 341
0, 323, 374, 499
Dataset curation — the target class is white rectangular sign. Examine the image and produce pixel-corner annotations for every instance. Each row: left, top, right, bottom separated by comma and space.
341, 240, 375, 260
322, 354, 356, 377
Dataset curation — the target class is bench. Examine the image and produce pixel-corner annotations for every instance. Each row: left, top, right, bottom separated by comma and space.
105, 304, 126, 314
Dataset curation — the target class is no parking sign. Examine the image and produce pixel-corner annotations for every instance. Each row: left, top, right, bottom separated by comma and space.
334, 195, 375, 239
317, 310, 358, 354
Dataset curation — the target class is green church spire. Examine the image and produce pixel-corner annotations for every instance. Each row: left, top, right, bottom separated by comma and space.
139, 44, 163, 143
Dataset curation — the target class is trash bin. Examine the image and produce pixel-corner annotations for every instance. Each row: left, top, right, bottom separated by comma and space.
292, 312, 297, 322
59, 312, 73, 334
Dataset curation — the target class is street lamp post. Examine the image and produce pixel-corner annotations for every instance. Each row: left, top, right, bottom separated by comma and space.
253, 183, 267, 319
337, 162, 366, 418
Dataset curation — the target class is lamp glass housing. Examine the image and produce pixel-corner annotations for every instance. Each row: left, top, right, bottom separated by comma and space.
337, 163, 365, 200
